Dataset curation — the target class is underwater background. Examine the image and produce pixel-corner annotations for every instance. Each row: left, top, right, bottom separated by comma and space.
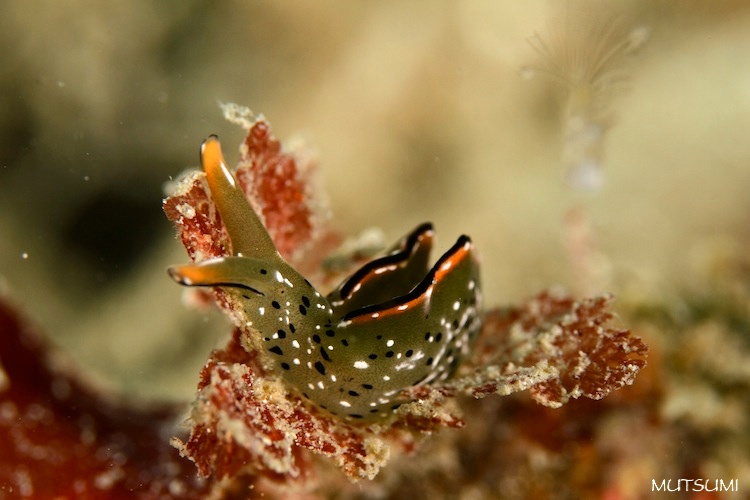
1, 1, 749, 497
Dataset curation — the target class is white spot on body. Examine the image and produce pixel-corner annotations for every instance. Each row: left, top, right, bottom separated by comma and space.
292, 340, 300, 348
293, 358, 301, 365
339, 401, 351, 408
386, 340, 395, 347
353, 361, 369, 369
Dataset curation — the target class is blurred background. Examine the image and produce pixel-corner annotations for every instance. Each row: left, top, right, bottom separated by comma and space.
1, 0, 750, 405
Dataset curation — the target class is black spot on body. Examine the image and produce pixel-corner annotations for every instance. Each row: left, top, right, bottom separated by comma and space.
271, 301, 281, 309
302, 296, 311, 307
312, 334, 321, 344
341, 339, 349, 347
348, 390, 360, 397
260, 269, 267, 275
424, 332, 432, 341
405, 349, 414, 357
426, 357, 433, 366
314, 361, 326, 375
325, 329, 335, 337
277, 329, 286, 339
269, 346, 283, 356
350, 414, 363, 419
281, 362, 290, 370
435, 332, 443, 342
362, 384, 373, 390
368, 354, 377, 360
242, 294, 251, 300
299, 305, 307, 315
385, 351, 394, 358
320, 347, 331, 362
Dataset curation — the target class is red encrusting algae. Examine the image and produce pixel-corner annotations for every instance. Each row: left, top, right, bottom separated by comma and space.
163, 112, 648, 483
0, 298, 213, 499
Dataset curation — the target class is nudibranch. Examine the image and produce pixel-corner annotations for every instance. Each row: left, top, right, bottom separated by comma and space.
169, 136, 482, 421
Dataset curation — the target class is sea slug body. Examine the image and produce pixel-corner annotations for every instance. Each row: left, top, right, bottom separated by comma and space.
169, 136, 482, 421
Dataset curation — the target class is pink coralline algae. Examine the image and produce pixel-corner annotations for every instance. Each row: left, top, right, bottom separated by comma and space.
163, 111, 648, 483
0, 298, 213, 499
